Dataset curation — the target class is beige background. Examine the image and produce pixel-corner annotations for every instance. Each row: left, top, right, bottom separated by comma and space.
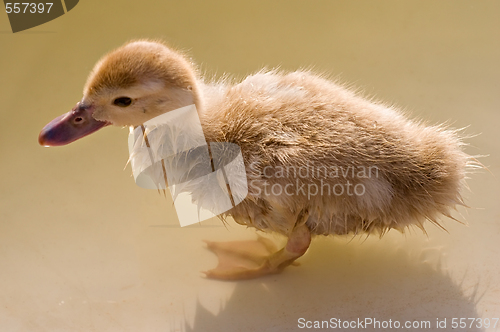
1, 1, 499, 331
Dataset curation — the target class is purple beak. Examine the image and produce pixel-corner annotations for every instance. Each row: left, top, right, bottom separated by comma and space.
38, 102, 110, 147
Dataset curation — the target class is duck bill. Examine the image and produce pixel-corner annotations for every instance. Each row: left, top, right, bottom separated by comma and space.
38, 103, 110, 147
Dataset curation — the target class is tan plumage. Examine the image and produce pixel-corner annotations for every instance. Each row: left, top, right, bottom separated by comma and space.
39, 39, 478, 279
200, 70, 473, 236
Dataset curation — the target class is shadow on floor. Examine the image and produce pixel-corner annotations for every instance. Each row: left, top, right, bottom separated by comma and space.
186, 237, 483, 332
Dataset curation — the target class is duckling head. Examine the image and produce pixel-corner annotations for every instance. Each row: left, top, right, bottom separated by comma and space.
39, 40, 199, 146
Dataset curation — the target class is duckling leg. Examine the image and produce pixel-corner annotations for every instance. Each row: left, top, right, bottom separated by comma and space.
203, 224, 311, 280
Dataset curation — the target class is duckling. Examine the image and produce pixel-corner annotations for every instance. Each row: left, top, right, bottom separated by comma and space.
39, 40, 476, 280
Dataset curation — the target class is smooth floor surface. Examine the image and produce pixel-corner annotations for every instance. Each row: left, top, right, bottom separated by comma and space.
1, 1, 499, 331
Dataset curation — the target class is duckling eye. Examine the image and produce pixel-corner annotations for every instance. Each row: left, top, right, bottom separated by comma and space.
113, 97, 132, 107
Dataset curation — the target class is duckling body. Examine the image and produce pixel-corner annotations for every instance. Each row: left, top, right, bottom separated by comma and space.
200, 71, 468, 236
39, 40, 473, 280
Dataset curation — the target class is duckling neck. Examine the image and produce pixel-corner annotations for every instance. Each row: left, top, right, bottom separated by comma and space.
195, 82, 229, 144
